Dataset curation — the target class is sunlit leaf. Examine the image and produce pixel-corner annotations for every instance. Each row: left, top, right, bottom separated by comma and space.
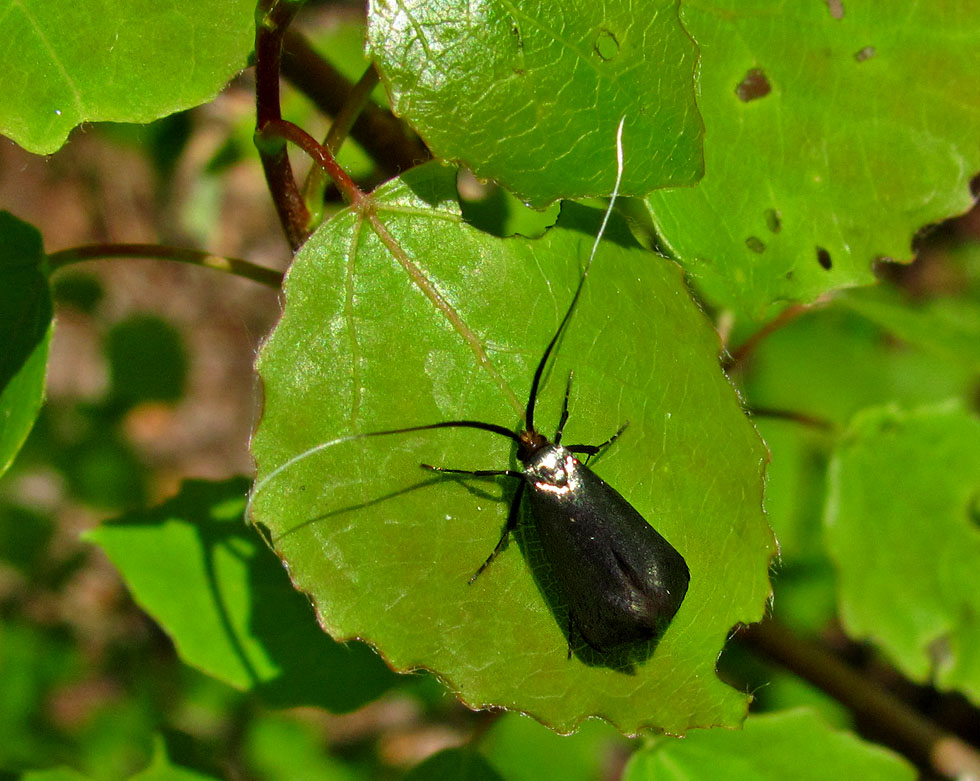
367, 0, 703, 206
0, 0, 254, 154
646, 2, 980, 317
251, 162, 774, 734
838, 286, 980, 371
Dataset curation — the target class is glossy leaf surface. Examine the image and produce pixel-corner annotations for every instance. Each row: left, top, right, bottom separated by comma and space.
0, 0, 254, 153
367, 0, 703, 206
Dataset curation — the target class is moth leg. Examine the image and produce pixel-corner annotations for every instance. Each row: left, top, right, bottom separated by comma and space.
468, 479, 526, 584
421, 464, 523, 479
566, 420, 629, 465
554, 371, 575, 444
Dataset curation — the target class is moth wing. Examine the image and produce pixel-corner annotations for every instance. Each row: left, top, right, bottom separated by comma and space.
527, 462, 689, 652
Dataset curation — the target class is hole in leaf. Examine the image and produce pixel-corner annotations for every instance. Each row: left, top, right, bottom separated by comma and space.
816, 247, 832, 270
854, 46, 876, 62
764, 209, 782, 233
594, 29, 620, 61
825, 0, 845, 19
745, 236, 766, 253
736, 68, 771, 102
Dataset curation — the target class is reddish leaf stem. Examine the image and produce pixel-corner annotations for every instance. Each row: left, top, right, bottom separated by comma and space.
254, 0, 311, 250
723, 302, 814, 370
746, 406, 836, 432
46, 244, 284, 289
259, 118, 364, 209
302, 63, 383, 215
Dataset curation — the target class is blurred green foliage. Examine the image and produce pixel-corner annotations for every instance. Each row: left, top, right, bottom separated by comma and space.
105, 315, 187, 409
0, 1, 978, 779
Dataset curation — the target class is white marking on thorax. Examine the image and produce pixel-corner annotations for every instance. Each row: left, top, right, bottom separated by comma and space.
531, 447, 582, 496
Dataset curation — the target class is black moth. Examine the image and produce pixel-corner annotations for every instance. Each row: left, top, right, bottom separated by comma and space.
255, 120, 689, 654
418, 316, 691, 653
339, 259, 690, 653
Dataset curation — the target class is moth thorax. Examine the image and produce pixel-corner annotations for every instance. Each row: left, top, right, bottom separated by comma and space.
526, 444, 582, 496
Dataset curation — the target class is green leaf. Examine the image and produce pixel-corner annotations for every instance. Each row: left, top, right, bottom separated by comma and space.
743, 305, 977, 426
0, 0, 254, 154
0, 213, 50, 383
404, 749, 504, 781
751, 419, 837, 635
753, 673, 851, 732
645, 3, 980, 317
481, 714, 627, 781
250, 162, 774, 734
21, 770, 91, 781
106, 314, 188, 407
244, 713, 364, 781
767, 559, 839, 639
623, 708, 915, 780
754, 418, 830, 563
837, 286, 980, 371
0, 327, 50, 479
367, 0, 703, 207
0, 211, 51, 478
129, 736, 218, 781
0, 502, 55, 576
87, 478, 399, 712
742, 290, 979, 635
51, 271, 104, 314
825, 403, 980, 702
0, 621, 83, 770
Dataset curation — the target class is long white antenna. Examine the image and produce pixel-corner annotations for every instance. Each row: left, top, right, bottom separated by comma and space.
523, 115, 628, 430
586, 115, 627, 273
